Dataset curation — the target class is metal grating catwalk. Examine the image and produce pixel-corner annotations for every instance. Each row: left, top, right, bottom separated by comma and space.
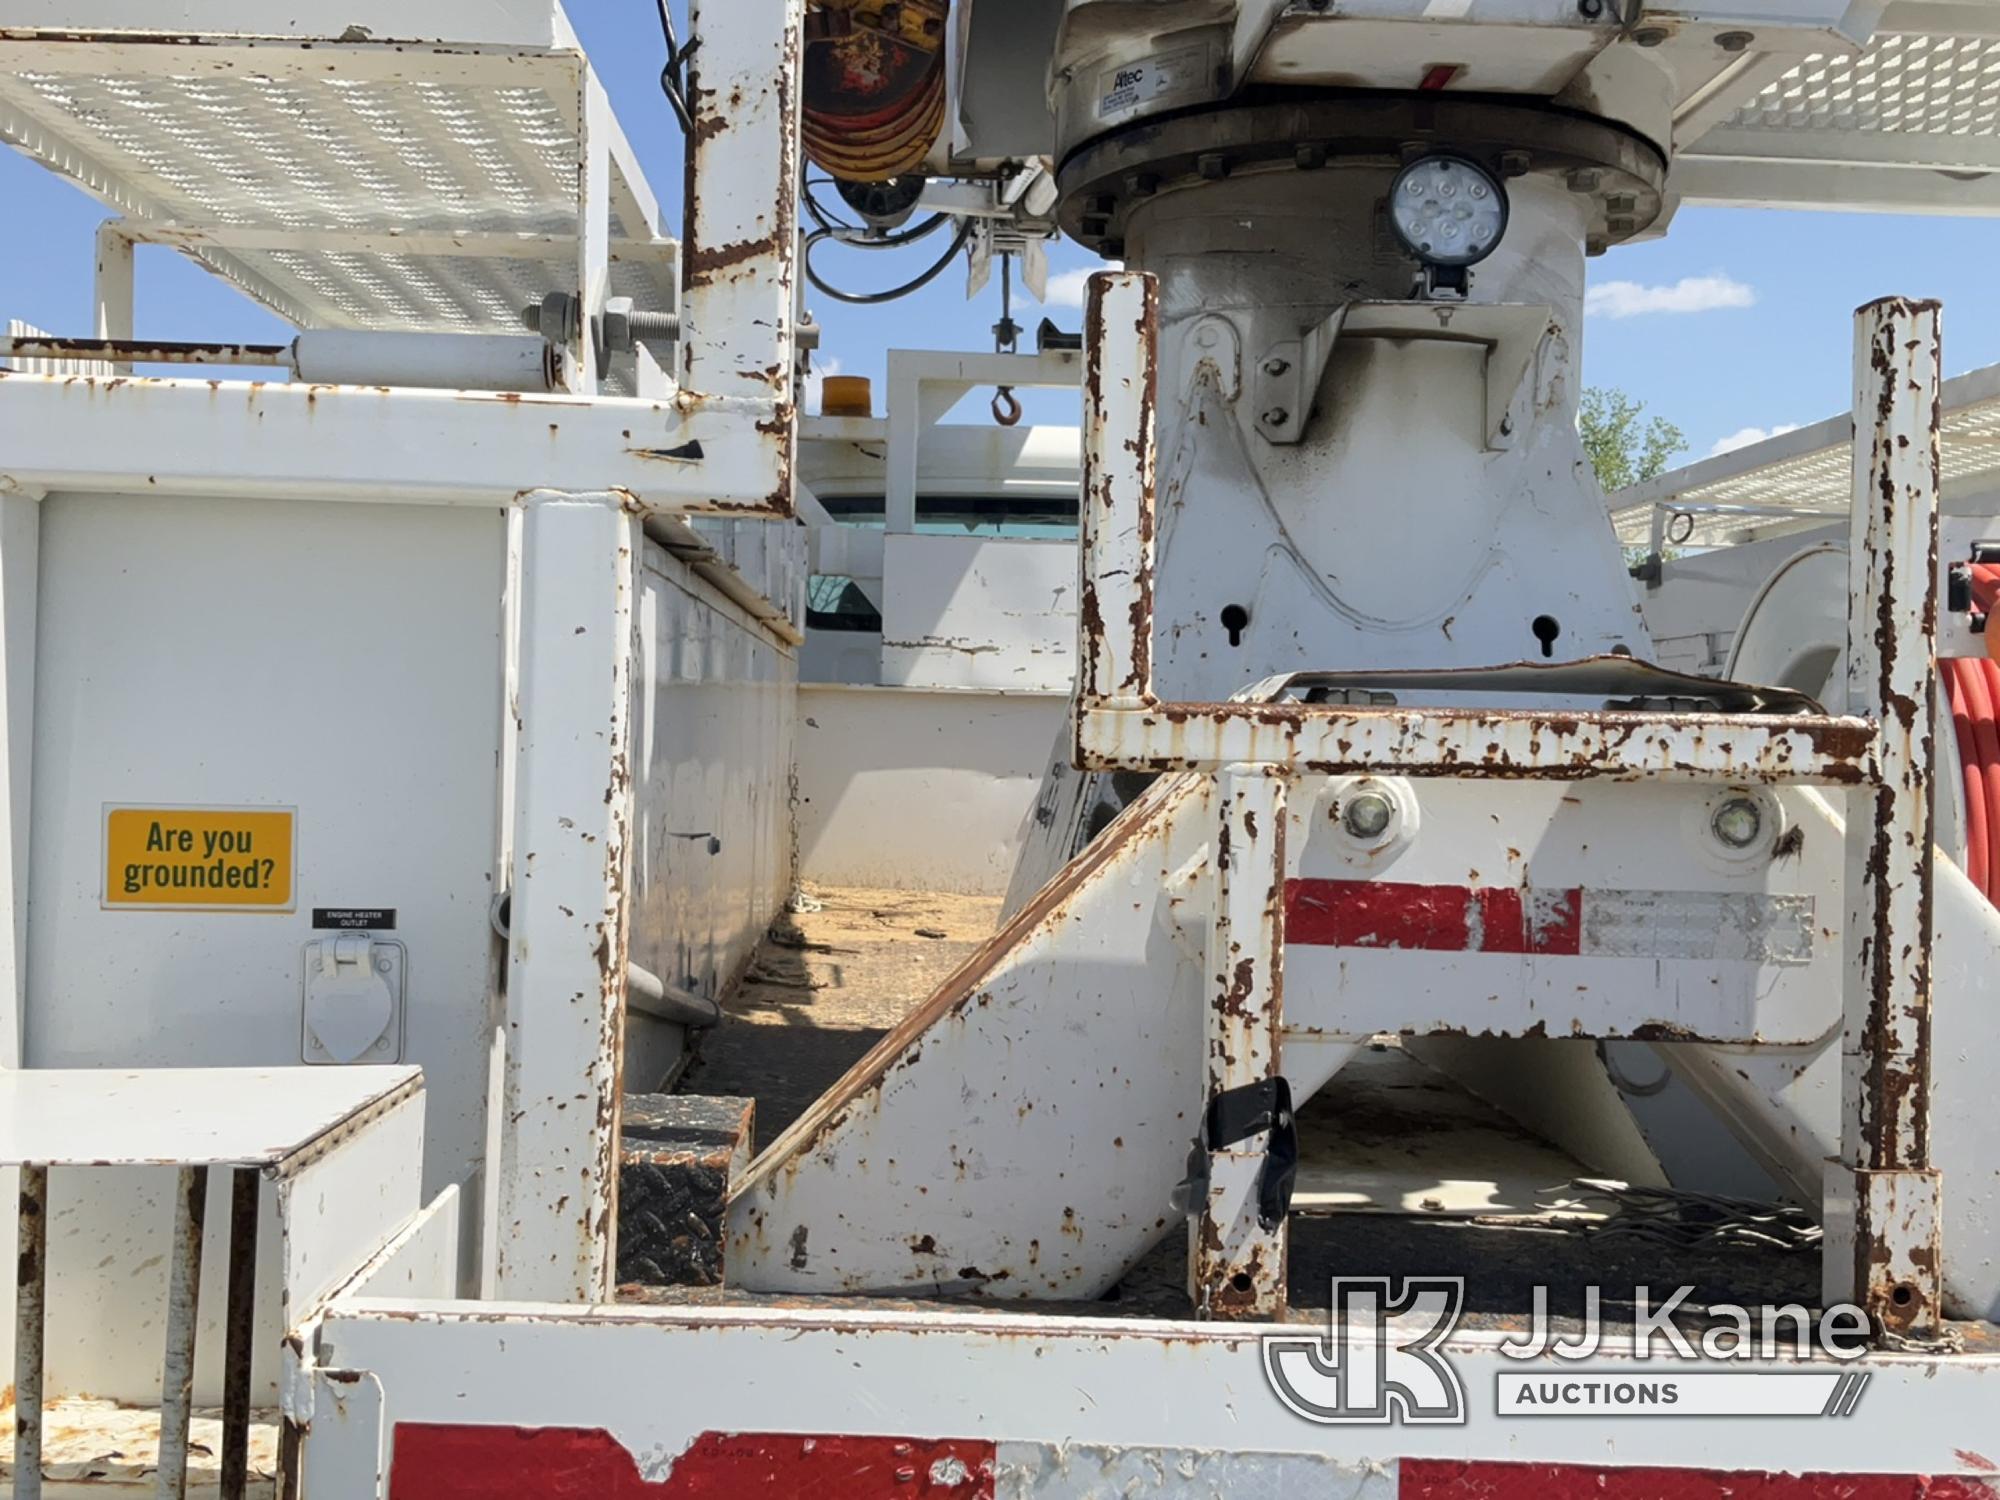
0, 7, 675, 340
1610, 364, 2000, 549
1676, 1, 2000, 214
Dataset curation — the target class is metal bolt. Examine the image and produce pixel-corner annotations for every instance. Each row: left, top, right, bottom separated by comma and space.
1713, 797, 1764, 850
1343, 791, 1395, 842
1716, 29, 1755, 53
1498, 150, 1532, 178
1566, 169, 1601, 194
376, 956, 393, 973
1633, 25, 1670, 46
1261, 407, 1290, 427
1263, 357, 1290, 377
1577, 0, 1604, 14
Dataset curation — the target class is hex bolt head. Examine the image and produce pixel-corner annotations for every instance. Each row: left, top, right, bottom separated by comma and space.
1261, 407, 1290, 427
1343, 791, 1395, 842
1712, 797, 1764, 850
1498, 150, 1532, 178
1567, 169, 1602, 194
1716, 29, 1755, 52
1263, 356, 1291, 377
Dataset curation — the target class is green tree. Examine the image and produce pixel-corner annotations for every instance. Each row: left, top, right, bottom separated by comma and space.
1579, 385, 1687, 494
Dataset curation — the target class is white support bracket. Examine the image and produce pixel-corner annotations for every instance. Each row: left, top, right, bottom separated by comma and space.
885, 350, 1082, 535
494, 492, 639, 1304
1192, 769, 1290, 1322
1837, 296, 1944, 1341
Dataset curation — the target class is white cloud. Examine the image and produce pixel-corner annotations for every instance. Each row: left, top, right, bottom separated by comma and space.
1040, 267, 1093, 309
1585, 273, 1756, 320
1707, 422, 1801, 458
802, 355, 842, 414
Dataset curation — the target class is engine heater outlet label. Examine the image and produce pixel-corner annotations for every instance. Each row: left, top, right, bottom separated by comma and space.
102, 804, 296, 911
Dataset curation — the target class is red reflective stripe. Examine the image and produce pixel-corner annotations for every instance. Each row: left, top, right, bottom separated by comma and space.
1532, 885, 1583, 954
388, 1426, 997, 1499
1285, 879, 1581, 955
1401, 1460, 1997, 1499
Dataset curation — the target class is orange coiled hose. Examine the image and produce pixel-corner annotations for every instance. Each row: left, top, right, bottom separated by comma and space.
1944, 656, 2000, 905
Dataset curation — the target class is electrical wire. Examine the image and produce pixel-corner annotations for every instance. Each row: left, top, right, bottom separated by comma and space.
829, 212, 953, 252
803, 217, 974, 306
655, 0, 699, 136
803, 176, 862, 235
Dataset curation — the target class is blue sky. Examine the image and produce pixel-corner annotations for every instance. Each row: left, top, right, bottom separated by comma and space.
3, 0, 1995, 462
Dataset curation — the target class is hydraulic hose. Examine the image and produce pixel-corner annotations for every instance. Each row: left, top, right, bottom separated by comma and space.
1944, 657, 2000, 904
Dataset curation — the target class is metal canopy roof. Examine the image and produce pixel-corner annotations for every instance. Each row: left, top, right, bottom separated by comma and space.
1676, 0, 2000, 215
0, 3, 674, 337
1610, 361, 2000, 549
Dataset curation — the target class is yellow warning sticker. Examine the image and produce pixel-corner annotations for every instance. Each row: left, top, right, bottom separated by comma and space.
103, 805, 296, 911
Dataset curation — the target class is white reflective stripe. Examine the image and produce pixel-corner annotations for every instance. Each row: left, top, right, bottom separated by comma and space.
1580, 891, 1815, 965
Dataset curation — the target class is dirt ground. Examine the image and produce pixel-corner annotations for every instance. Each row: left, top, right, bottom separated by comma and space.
678, 883, 1003, 1148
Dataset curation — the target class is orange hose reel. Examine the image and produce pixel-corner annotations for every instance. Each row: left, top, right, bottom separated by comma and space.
803, 0, 950, 184
1945, 654, 2000, 907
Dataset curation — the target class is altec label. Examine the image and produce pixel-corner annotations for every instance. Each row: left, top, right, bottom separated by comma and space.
1096, 42, 1210, 120
103, 805, 296, 911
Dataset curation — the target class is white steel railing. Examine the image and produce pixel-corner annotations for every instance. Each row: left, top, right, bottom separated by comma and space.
1074, 271, 1944, 1339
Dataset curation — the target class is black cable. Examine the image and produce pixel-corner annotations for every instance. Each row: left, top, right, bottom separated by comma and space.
803, 178, 861, 235
836, 212, 951, 251
655, 0, 699, 135
802, 218, 973, 305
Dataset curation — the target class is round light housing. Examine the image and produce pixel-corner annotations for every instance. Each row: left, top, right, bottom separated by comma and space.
1712, 796, 1764, 850
1388, 154, 1508, 269
1343, 790, 1396, 842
